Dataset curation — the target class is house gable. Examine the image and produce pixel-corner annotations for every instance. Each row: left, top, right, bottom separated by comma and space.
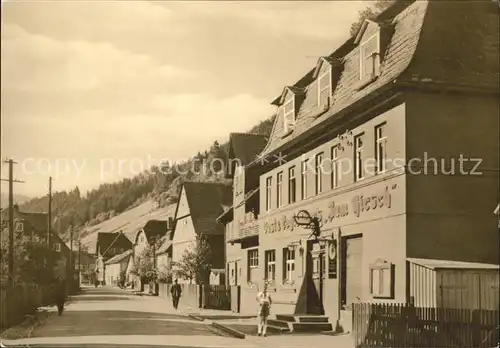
171, 215, 196, 265
175, 186, 191, 221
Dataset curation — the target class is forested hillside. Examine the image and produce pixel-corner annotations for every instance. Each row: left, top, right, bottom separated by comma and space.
16, 115, 276, 241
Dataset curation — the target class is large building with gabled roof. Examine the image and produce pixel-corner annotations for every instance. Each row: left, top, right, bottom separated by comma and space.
219, 0, 499, 332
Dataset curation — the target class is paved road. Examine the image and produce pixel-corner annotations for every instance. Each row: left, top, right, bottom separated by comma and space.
1, 287, 258, 348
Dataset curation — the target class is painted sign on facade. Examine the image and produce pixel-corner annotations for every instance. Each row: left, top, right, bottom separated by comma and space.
263, 184, 397, 235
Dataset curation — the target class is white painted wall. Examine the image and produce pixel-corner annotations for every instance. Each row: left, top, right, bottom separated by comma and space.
172, 187, 197, 284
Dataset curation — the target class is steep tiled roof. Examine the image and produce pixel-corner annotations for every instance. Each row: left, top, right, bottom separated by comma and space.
96, 232, 132, 257
258, 0, 428, 158
1, 206, 49, 232
142, 220, 169, 244
105, 249, 132, 265
404, 0, 499, 89
228, 133, 268, 166
180, 181, 232, 235
257, 0, 499, 162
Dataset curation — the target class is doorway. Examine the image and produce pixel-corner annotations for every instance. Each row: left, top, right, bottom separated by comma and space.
306, 240, 326, 314
340, 235, 363, 310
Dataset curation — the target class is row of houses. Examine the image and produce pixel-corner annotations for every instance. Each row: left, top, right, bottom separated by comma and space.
80, 0, 499, 335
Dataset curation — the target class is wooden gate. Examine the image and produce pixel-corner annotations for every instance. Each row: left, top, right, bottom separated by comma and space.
204, 285, 231, 310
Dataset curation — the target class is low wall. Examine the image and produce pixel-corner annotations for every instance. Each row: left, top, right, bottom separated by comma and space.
0, 283, 57, 329
158, 283, 200, 309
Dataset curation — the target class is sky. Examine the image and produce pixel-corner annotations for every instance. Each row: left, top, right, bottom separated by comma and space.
1, 0, 368, 198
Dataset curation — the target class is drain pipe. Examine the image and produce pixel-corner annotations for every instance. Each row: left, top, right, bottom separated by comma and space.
335, 228, 343, 333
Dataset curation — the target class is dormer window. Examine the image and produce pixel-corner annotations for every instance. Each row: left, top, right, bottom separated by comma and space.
360, 33, 380, 82
318, 69, 331, 107
283, 98, 295, 133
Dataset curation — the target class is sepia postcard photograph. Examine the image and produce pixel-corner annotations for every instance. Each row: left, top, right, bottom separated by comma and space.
1, 0, 499, 347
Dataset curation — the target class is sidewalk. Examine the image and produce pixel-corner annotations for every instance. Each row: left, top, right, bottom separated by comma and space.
142, 295, 354, 348
147, 293, 254, 320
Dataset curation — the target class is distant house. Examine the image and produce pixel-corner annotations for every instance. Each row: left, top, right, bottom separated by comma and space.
171, 181, 232, 284
76, 250, 96, 284
105, 249, 132, 286
217, 132, 268, 288
0, 205, 72, 283
156, 229, 174, 282
95, 231, 132, 285
130, 218, 174, 290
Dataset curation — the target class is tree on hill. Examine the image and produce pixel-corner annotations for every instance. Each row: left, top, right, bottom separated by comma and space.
350, 0, 396, 37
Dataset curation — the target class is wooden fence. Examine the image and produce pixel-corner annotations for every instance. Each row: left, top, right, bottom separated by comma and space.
204, 285, 231, 310
352, 303, 499, 348
0, 283, 57, 329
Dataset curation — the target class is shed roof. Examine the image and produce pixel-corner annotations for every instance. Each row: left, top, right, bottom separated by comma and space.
407, 258, 500, 270
105, 249, 132, 265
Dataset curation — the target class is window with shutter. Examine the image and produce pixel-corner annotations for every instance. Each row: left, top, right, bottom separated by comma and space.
360, 34, 380, 81
283, 98, 295, 133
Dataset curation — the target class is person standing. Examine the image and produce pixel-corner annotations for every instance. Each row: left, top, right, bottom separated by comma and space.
256, 282, 272, 337
170, 279, 182, 310
55, 278, 66, 316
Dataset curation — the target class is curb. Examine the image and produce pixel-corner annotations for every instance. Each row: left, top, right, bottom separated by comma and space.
187, 314, 205, 322
211, 321, 246, 339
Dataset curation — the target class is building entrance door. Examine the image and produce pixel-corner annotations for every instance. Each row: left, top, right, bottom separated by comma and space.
307, 241, 326, 314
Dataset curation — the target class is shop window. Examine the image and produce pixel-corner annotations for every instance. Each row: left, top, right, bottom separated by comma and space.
283, 248, 296, 282
369, 260, 394, 299
265, 250, 276, 282
375, 123, 387, 174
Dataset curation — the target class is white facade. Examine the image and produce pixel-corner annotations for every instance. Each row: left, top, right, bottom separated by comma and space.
172, 186, 196, 284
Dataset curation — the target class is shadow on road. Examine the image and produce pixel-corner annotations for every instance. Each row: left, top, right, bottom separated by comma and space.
72, 296, 131, 301
30, 310, 210, 338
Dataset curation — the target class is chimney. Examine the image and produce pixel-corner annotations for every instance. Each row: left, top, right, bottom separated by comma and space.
13, 204, 19, 213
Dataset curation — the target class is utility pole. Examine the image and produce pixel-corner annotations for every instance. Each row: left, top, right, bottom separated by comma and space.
69, 225, 73, 268
47, 176, 52, 248
1, 159, 25, 286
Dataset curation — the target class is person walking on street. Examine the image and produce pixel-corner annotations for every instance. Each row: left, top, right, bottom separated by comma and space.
256, 281, 272, 337
55, 278, 66, 316
170, 279, 182, 310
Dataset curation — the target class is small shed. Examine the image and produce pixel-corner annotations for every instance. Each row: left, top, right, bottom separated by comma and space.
407, 258, 499, 310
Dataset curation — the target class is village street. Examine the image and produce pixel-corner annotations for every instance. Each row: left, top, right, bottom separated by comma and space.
1, 287, 256, 348
1, 287, 354, 348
